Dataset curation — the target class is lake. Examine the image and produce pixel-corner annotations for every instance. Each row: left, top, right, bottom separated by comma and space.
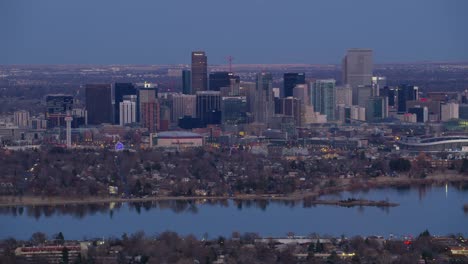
0, 184, 467, 240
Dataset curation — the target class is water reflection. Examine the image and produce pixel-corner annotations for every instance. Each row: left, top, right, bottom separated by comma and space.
0, 183, 466, 219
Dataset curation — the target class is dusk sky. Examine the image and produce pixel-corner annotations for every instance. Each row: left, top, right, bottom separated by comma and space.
1, 0, 467, 65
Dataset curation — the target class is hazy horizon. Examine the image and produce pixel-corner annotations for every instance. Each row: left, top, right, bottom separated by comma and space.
2, 0, 467, 65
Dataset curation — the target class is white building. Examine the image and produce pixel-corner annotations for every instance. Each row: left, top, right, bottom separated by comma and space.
441, 102, 459, 121
151, 131, 203, 148
14, 110, 30, 128
350, 105, 366, 121
119, 100, 137, 126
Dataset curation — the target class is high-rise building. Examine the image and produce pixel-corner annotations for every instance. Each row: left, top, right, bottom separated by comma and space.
335, 85, 353, 106
277, 97, 303, 126
139, 84, 159, 133
209, 72, 240, 92
253, 73, 275, 124
380, 86, 397, 108
366, 96, 388, 122
196, 91, 221, 125
14, 110, 30, 128
293, 84, 309, 105
283, 73, 305, 98
119, 96, 137, 126
354, 85, 374, 107
182, 70, 192, 95
85, 84, 113, 125
310, 79, 336, 121
114, 83, 137, 124
221, 96, 248, 125
441, 102, 459, 121
46, 94, 74, 128
191, 51, 208, 93
371, 76, 386, 96
342, 49, 373, 87
397, 85, 419, 113
171, 93, 196, 123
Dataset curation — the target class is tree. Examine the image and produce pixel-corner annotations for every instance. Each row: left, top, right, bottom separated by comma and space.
389, 158, 411, 172
418, 229, 431, 238
55, 232, 65, 242
61, 247, 69, 264
30, 232, 47, 245
460, 159, 468, 174
315, 239, 324, 253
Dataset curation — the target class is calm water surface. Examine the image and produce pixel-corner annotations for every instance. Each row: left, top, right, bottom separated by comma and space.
0, 185, 466, 240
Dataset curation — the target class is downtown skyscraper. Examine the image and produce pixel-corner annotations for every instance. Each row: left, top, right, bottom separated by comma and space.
283, 73, 305, 98
191, 51, 208, 93
342, 49, 373, 104
85, 84, 113, 125
310, 79, 337, 121
253, 73, 275, 124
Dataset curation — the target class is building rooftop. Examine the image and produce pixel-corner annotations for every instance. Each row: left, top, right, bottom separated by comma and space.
157, 131, 202, 138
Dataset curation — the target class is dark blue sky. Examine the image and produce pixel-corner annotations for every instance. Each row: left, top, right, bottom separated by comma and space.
1, 0, 467, 65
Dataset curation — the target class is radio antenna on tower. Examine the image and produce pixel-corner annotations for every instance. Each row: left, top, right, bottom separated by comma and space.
227, 55, 234, 72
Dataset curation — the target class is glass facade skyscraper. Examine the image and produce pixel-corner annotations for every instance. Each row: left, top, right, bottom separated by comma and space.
283, 73, 305, 98
182, 70, 191, 95
311, 79, 336, 121
191, 51, 208, 93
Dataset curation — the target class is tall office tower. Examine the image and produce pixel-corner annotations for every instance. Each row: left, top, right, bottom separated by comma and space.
335, 85, 353, 106
253, 73, 275, 124
441, 102, 459, 121
86, 84, 113, 125
14, 110, 30, 128
397, 85, 419, 113
310, 79, 337, 121
380, 86, 397, 108
371, 76, 386, 96
209, 72, 240, 92
366, 96, 388, 122
139, 85, 160, 133
240, 81, 257, 114
191, 51, 208, 93
114, 83, 137, 124
171, 93, 196, 123
65, 112, 73, 148
221, 96, 248, 125
277, 97, 303, 126
46, 94, 74, 127
182, 70, 192, 95
283, 73, 306, 98
119, 96, 137, 126
293, 84, 309, 105
355, 85, 374, 107
196, 91, 221, 125
342, 48, 373, 87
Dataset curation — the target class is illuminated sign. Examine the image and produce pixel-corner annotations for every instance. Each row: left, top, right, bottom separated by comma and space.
115, 142, 124, 151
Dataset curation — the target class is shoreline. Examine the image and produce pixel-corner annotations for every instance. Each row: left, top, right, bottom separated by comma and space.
0, 172, 466, 208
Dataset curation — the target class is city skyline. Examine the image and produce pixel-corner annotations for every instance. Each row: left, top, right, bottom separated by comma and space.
2, 0, 468, 65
